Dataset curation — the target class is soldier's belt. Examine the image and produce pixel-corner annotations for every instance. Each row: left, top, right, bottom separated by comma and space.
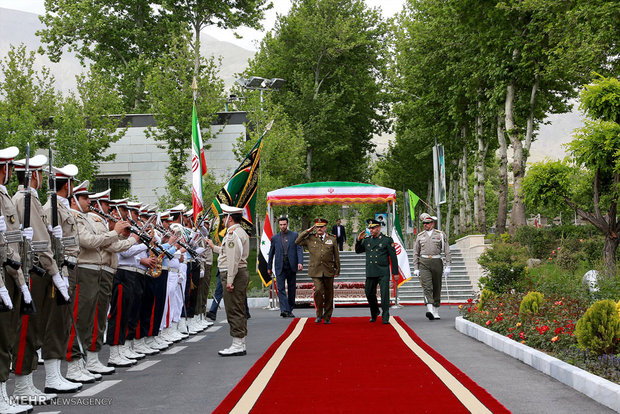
78, 264, 101, 271
31, 240, 50, 253
102, 265, 115, 274
421, 254, 441, 259
118, 266, 145, 275
61, 236, 78, 248
4, 230, 23, 244
65, 256, 78, 266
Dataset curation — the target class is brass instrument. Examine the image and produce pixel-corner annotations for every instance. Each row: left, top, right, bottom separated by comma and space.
146, 226, 164, 278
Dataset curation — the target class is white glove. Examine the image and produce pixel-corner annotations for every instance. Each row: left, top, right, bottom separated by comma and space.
178, 273, 186, 286
195, 247, 206, 255
0, 286, 13, 309
52, 272, 70, 301
413, 269, 420, 277
52, 225, 63, 239
0, 215, 6, 233
444, 266, 451, 275
63, 276, 70, 289
20, 284, 32, 304
22, 227, 33, 241
199, 270, 205, 279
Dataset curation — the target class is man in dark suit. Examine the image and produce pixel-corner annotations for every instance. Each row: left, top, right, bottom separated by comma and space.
332, 219, 347, 251
268, 217, 304, 318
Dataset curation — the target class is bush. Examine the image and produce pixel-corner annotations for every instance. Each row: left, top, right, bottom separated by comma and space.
548, 224, 598, 240
581, 237, 605, 265
575, 300, 620, 355
520, 291, 544, 315
478, 289, 495, 310
524, 264, 590, 302
478, 242, 529, 293
514, 227, 556, 259
556, 243, 585, 274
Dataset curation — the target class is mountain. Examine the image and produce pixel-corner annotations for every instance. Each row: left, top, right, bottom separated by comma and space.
0, 7, 255, 92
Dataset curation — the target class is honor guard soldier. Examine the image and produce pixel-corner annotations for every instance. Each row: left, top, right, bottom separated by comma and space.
207, 204, 249, 356
355, 218, 399, 324
86, 190, 137, 375
42, 163, 82, 394
67, 181, 130, 383
12, 154, 68, 404
0, 146, 36, 414
413, 213, 451, 320
295, 218, 340, 324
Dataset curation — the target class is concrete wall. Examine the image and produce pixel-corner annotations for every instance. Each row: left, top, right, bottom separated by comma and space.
97, 112, 247, 205
455, 234, 490, 294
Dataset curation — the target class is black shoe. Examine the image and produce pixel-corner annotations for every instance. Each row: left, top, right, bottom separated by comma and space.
369, 315, 377, 322
287, 312, 295, 318
280, 312, 287, 318
383, 319, 390, 324
426, 311, 435, 321
206, 311, 216, 321
323, 318, 331, 324
315, 317, 322, 323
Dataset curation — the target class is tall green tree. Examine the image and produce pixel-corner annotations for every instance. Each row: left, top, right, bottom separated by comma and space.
245, 0, 389, 183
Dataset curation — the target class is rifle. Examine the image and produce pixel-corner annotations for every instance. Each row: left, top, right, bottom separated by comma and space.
19, 144, 37, 315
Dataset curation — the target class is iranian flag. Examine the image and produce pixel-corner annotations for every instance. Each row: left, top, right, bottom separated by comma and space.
257, 212, 274, 287
191, 104, 207, 222
391, 209, 412, 287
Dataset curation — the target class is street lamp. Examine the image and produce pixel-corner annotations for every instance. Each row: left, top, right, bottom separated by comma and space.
236, 76, 286, 106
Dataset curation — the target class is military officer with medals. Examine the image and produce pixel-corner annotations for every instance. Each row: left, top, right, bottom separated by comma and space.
355, 218, 399, 324
413, 213, 451, 320
295, 218, 340, 324
206, 204, 249, 356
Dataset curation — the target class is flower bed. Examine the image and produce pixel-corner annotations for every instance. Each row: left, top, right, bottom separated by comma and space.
459, 293, 620, 385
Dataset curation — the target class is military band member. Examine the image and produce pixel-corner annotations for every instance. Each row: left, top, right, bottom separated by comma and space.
11, 154, 67, 404
0, 146, 36, 414
207, 204, 249, 356
295, 218, 340, 324
413, 213, 451, 320
42, 163, 82, 394
355, 219, 399, 324
66, 181, 130, 383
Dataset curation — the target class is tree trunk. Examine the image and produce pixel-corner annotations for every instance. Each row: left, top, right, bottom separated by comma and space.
305, 147, 312, 180
603, 234, 619, 276
446, 171, 454, 242
458, 157, 466, 234
460, 125, 471, 232
475, 103, 488, 233
496, 113, 508, 234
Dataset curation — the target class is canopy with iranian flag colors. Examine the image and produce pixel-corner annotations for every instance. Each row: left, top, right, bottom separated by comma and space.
267, 182, 396, 206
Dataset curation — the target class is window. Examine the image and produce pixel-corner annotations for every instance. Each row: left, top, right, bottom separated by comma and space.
93, 176, 130, 199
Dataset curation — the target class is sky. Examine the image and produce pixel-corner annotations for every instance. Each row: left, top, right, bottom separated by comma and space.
0, 0, 406, 51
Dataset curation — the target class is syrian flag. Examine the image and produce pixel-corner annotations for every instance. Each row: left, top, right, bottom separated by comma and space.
391, 209, 412, 287
191, 103, 207, 222
257, 212, 274, 287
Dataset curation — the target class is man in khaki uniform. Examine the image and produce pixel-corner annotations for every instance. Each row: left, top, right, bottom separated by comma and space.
12, 154, 69, 404
67, 181, 130, 383
86, 189, 137, 375
42, 163, 82, 394
207, 204, 249, 356
296, 218, 340, 324
0, 146, 36, 414
413, 213, 451, 320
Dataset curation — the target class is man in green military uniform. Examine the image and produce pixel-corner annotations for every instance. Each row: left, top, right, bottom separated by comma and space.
296, 218, 340, 324
355, 219, 399, 324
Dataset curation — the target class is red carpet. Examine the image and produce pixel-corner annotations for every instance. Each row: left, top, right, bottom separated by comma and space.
214, 317, 510, 413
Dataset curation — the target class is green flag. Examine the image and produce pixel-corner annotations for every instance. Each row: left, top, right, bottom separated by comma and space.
408, 190, 420, 221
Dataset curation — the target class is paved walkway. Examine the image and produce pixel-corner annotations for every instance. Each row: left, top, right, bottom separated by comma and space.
23, 306, 613, 413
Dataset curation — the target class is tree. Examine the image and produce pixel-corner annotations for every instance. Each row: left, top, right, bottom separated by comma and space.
245, 0, 389, 182
144, 35, 224, 207
524, 76, 620, 275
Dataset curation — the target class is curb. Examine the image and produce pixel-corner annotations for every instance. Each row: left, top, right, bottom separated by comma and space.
455, 316, 620, 413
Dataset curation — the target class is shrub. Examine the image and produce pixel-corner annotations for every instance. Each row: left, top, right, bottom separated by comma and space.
514, 227, 556, 259
478, 289, 495, 310
575, 300, 620, 355
478, 242, 529, 293
581, 237, 605, 265
556, 245, 585, 274
520, 292, 545, 315
525, 264, 590, 302
617, 301, 620, 317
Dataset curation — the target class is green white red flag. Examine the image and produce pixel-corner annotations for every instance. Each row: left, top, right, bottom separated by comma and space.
191, 103, 207, 222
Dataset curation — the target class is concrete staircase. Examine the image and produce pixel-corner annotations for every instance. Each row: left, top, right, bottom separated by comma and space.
294, 247, 475, 305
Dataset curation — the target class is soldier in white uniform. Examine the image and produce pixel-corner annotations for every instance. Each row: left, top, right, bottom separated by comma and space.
207, 204, 249, 357
413, 213, 451, 320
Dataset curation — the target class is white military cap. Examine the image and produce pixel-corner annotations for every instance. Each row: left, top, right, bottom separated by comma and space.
13, 154, 48, 171
53, 164, 78, 179
110, 198, 129, 208
127, 201, 142, 211
184, 208, 193, 217
73, 180, 94, 196
0, 147, 19, 163
169, 203, 186, 213
90, 189, 111, 201
219, 204, 243, 215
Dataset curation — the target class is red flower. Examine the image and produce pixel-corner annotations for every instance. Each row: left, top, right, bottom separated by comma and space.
551, 336, 559, 342
555, 327, 563, 335
467, 298, 473, 303
519, 332, 525, 340
507, 333, 514, 339
486, 320, 492, 326
495, 316, 504, 322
